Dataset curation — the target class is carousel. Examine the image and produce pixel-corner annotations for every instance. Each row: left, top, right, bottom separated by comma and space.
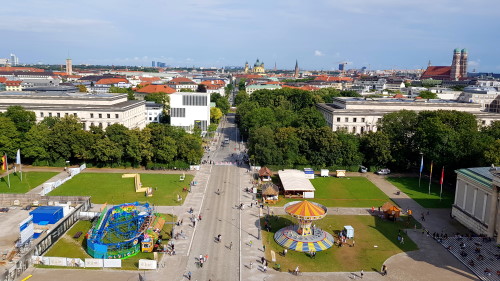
274, 200, 335, 252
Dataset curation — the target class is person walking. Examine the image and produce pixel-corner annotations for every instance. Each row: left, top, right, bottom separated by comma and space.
229, 241, 233, 250
400, 237, 405, 244
187, 271, 192, 280
261, 256, 265, 264
250, 261, 253, 269
263, 245, 266, 252
294, 266, 300, 276
382, 264, 387, 276
283, 248, 287, 256
217, 234, 221, 242
361, 269, 364, 279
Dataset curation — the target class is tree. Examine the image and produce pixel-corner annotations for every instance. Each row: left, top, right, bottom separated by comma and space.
177, 134, 203, 164
4, 106, 36, 134
109, 86, 133, 94
77, 84, 87, 92
145, 92, 169, 105
238, 78, 246, 91
91, 137, 123, 165
248, 126, 281, 165
379, 110, 419, 169
215, 97, 230, 114
484, 139, 500, 165
197, 84, 207, 93
210, 107, 223, 124
418, 90, 438, 99
180, 88, 194, 92
0, 116, 21, 157
234, 90, 249, 106
360, 131, 393, 167
22, 123, 51, 163
127, 92, 136, 100
47, 116, 84, 162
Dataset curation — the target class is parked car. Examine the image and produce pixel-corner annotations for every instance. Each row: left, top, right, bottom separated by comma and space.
359, 166, 368, 173
376, 168, 391, 175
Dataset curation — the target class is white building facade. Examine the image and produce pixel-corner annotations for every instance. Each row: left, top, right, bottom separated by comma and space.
169, 92, 210, 133
452, 167, 500, 242
0, 92, 146, 130
316, 97, 499, 135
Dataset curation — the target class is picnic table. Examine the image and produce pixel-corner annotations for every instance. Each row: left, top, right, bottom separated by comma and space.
73, 231, 83, 239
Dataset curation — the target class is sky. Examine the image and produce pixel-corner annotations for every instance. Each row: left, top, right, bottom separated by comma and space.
1, 0, 500, 72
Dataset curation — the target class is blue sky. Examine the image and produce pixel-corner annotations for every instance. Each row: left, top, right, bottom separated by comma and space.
1, 0, 499, 71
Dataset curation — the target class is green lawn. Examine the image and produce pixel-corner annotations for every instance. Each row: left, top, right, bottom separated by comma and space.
48, 173, 193, 205
262, 215, 420, 272
44, 214, 175, 270
386, 177, 454, 208
0, 172, 58, 193
272, 177, 391, 207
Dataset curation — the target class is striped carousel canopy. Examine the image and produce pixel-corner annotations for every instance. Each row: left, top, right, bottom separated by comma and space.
284, 200, 327, 220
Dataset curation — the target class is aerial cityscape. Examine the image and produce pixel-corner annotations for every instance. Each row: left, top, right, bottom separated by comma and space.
1, 1, 500, 281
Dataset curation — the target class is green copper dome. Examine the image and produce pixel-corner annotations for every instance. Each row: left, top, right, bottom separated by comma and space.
461, 48, 468, 53
454, 48, 460, 53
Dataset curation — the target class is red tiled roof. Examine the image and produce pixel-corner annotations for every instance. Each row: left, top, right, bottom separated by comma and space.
205, 84, 223, 90
136, 84, 176, 94
314, 75, 353, 82
140, 77, 161, 82
282, 85, 318, 91
6, 80, 22, 86
264, 81, 283, 85
393, 93, 405, 98
201, 80, 225, 86
0, 67, 44, 72
420, 66, 451, 80
96, 78, 129, 85
0, 77, 6, 83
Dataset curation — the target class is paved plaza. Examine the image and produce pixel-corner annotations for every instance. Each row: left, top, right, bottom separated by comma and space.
13, 114, 484, 281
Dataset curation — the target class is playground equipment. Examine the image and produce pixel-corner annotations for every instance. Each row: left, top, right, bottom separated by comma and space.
122, 174, 153, 197
274, 201, 335, 252
86, 202, 154, 259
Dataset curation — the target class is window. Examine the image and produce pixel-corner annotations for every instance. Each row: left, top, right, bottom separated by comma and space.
90, 113, 94, 118
49, 112, 52, 117
74, 113, 77, 117
65, 113, 68, 116
345, 117, 349, 122
337, 117, 340, 122
377, 118, 382, 123
171, 108, 186, 117
115, 114, 119, 118
107, 114, 110, 118
99, 114, 102, 118
57, 113, 60, 117
99, 123, 103, 128
182, 95, 207, 106
361, 118, 365, 122
353, 118, 357, 122
40, 112, 44, 117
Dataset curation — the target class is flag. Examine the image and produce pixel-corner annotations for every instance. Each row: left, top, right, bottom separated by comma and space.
16, 149, 21, 165
440, 166, 444, 185
419, 155, 424, 173
430, 161, 433, 175
1, 154, 6, 171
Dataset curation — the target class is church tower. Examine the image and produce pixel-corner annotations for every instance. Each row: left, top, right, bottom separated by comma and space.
450, 48, 461, 80
294, 60, 299, 78
244, 61, 249, 74
459, 49, 468, 79
66, 58, 73, 75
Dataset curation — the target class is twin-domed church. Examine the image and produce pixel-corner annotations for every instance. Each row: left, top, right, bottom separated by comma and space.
244, 59, 265, 74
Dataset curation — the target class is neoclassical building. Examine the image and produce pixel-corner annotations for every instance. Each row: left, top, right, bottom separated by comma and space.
452, 167, 500, 242
244, 59, 265, 74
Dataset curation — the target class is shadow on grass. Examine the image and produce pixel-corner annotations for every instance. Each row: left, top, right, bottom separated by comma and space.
386, 177, 454, 208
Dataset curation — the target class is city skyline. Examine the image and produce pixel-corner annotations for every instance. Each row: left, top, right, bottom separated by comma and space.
1, 0, 499, 71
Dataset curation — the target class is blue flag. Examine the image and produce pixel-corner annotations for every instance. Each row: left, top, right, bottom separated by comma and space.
419, 155, 424, 173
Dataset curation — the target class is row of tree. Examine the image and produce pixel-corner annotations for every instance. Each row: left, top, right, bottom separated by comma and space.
0, 106, 204, 168
237, 88, 500, 175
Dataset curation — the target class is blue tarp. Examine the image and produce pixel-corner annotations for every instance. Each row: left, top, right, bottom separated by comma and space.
30, 206, 64, 224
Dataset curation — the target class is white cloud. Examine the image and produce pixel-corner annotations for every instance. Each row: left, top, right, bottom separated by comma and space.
314, 50, 325, 57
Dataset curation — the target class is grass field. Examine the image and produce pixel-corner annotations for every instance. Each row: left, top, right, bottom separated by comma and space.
44, 214, 175, 270
262, 215, 420, 272
272, 177, 391, 208
48, 173, 193, 205
0, 172, 58, 193
386, 177, 454, 208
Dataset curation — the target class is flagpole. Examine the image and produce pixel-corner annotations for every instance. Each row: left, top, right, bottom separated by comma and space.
419, 153, 423, 188
6, 155, 10, 189
439, 166, 444, 201
428, 161, 433, 195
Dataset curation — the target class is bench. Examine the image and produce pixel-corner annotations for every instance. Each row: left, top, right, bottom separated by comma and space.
73, 231, 83, 239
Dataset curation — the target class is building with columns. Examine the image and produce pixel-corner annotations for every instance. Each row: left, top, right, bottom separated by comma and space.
452, 167, 500, 242
315, 97, 500, 135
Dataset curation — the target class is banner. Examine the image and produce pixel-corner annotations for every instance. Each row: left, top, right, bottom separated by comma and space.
1, 154, 6, 170
85, 258, 104, 268
138, 259, 157, 270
